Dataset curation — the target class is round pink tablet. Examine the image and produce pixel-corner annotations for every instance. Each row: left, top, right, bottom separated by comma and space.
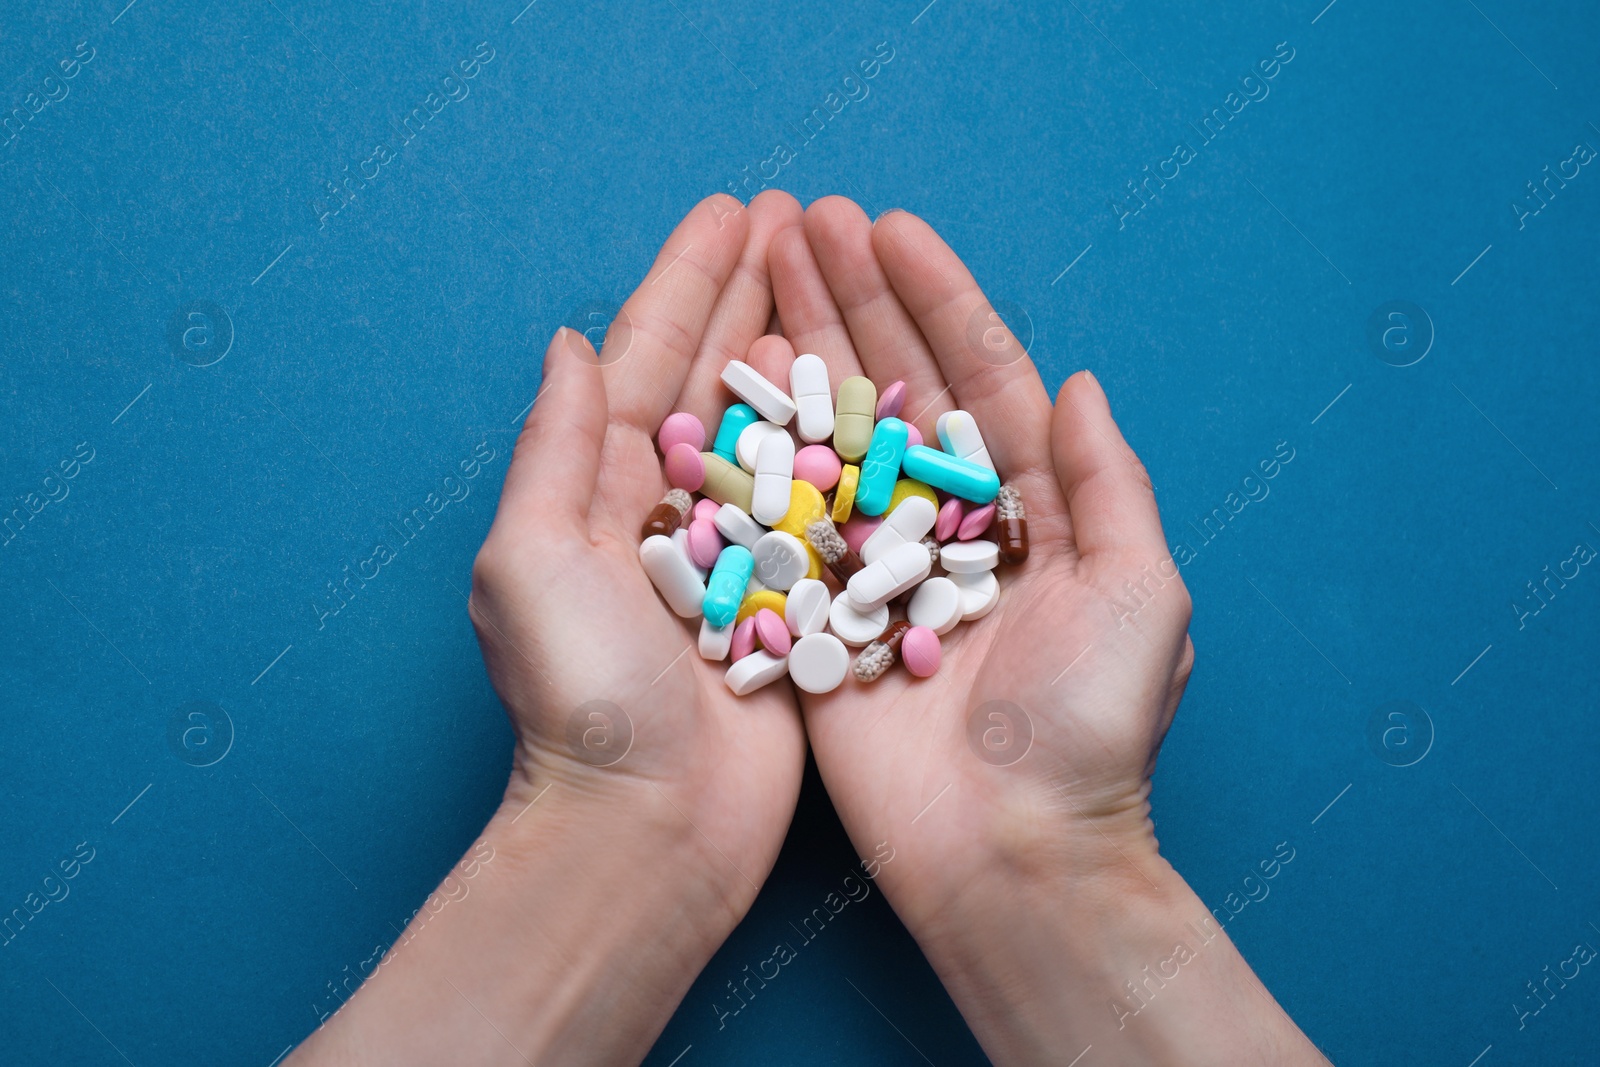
658, 412, 706, 454
753, 608, 791, 656
840, 514, 882, 555
905, 423, 923, 448
686, 517, 724, 568
730, 616, 758, 661
793, 444, 842, 491
875, 380, 907, 420
935, 497, 966, 541
692, 498, 720, 524
901, 626, 941, 677
664, 442, 705, 492
958, 503, 996, 541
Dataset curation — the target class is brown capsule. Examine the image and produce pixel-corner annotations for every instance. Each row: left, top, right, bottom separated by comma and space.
805, 518, 863, 585
853, 620, 911, 683
992, 483, 1029, 565
641, 488, 692, 541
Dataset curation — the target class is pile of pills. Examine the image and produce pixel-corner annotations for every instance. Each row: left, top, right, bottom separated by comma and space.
638, 355, 1028, 696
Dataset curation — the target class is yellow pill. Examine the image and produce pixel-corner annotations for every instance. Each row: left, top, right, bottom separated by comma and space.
772, 479, 827, 538
832, 376, 876, 463
805, 543, 823, 580
699, 452, 754, 513
888, 478, 938, 513
737, 589, 787, 622
832, 464, 859, 523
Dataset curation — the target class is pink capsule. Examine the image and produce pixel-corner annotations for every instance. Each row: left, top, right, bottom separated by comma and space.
901, 626, 941, 677
658, 412, 706, 454
935, 497, 966, 542
875, 380, 907, 420
839, 513, 882, 555
664, 443, 705, 492
730, 616, 758, 661
793, 444, 843, 491
958, 503, 996, 540
685, 517, 724, 568
753, 608, 791, 656
692, 498, 721, 524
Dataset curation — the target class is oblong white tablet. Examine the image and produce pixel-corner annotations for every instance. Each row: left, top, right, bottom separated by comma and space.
829, 591, 890, 646
713, 502, 764, 549
936, 409, 993, 470
736, 420, 789, 473
948, 568, 999, 621
790, 353, 834, 443
908, 576, 962, 635
861, 495, 938, 565
846, 541, 932, 613
785, 578, 831, 637
699, 618, 733, 660
722, 361, 797, 426
940, 539, 1000, 574
751, 530, 809, 591
640, 534, 706, 618
725, 650, 789, 695
752, 431, 796, 525
788, 632, 849, 693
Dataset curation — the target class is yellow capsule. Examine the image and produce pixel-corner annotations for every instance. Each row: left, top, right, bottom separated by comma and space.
832, 376, 876, 463
772, 479, 827, 538
737, 589, 787, 622
888, 478, 937, 513
699, 452, 755, 513
832, 464, 859, 523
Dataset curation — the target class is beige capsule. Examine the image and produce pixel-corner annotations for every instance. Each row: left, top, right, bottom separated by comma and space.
699, 452, 755, 513
832, 376, 877, 463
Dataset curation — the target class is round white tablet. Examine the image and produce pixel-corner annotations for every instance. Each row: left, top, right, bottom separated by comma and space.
908, 576, 962, 635
736, 420, 789, 473
724, 651, 789, 695
829, 591, 890, 646
788, 632, 849, 693
751, 531, 809, 591
699, 618, 733, 661
948, 568, 999, 621
939, 539, 1000, 574
785, 578, 831, 637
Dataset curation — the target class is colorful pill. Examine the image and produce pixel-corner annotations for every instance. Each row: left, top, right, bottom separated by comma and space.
905, 423, 923, 448
771, 479, 827, 537
658, 412, 706, 454
754, 608, 791, 656
790, 353, 834, 443
832, 376, 876, 463
831, 464, 859, 522
853, 620, 910, 682
875, 380, 907, 420
640, 488, 692, 540
935, 497, 966, 541
847, 541, 932, 613
958, 503, 996, 541
839, 513, 881, 556
887, 478, 937, 514
699, 452, 755, 512
936, 410, 994, 470
805, 518, 864, 585
664, 443, 705, 492
639, 534, 706, 618
685, 517, 724, 569
900, 626, 941, 677
737, 588, 787, 622
729, 616, 758, 661
794, 444, 842, 491
692, 498, 720, 524
703, 544, 755, 627
855, 417, 908, 516
722, 361, 797, 425
901, 445, 999, 503
713, 404, 759, 463
994, 482, 1029, 564
788, 632, 849, 693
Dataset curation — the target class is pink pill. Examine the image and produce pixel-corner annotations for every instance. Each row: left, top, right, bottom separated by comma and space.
840, 514, 882, 555
905, 423, 923, 448
658, 412, 706, 454
686, 517, 724, 568
692, 498, 721, 524
730, 616, 758, 661
935, 497, 966, 542
901, 626, 941, 677
664, 443, 705, 492
958, 503, 996, 540
753, 608, 791, 656
875, 380, 907, 420
793, 444, 842, 491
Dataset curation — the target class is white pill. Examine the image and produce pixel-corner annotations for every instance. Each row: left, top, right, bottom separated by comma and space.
829, 591, 890, 646
736, 420, 789, 473
672, 527, 707, 581
639, 535, 706, 618
789, 353, 834, 444
860, 495, 938, 565
721, 361, 797, 426
785, 578, 831, 637
847, 541, 932, 613
713, 502, 764, 549
788, 632, 849, 693
936, 409, 994, 470
752, 431, 796, 525
699, 618, 733, 660
948, 569, 999, 621
725, 650, 789, 695
751, 530, 809, 591
940, 540, 1000, 574
908, 576, 963, 635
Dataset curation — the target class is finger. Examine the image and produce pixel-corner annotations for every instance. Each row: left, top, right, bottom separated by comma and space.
769, 224, 865, 388
745, 333, 796, 391
677, 190, 803, 434
1051, 370, 1168, 561
495, 328, 607, 534
600, 194, 749, 435
871, 210, 1054, 478
804, 196, 951, 443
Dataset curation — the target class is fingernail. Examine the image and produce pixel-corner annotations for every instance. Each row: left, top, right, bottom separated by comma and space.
874, 208, 906, 222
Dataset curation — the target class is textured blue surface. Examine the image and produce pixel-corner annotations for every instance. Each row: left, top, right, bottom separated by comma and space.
4, 0, 1599, 1063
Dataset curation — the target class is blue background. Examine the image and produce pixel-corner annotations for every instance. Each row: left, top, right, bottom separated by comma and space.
3, 0, 1598, 1063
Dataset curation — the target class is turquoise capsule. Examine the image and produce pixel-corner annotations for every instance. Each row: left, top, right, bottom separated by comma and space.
902, 445, 999, 504
854, 417, 908, 516
712, 404, 759, 465
703, 544, 754, 627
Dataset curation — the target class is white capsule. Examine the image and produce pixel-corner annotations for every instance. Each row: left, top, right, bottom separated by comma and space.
736, 420, 789, 473
948, 569, 999, 621
847, 541, 932, 613
860, 495, 938, 565
788, 632, 849, 693
908, 576, 963, 635
725, 650, 789, 695
751, 530, 809, 591
699, 618, 733, 660
936, 409, 993, 470
639, 535, 706, 618
940, 540, 1000, 574
785, 578, 831, 637
789, 353, 834, 443
721, 361, 797, 426
829, 591, 890, 646
752, 431, 795, 525
713, 502, 764, 549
